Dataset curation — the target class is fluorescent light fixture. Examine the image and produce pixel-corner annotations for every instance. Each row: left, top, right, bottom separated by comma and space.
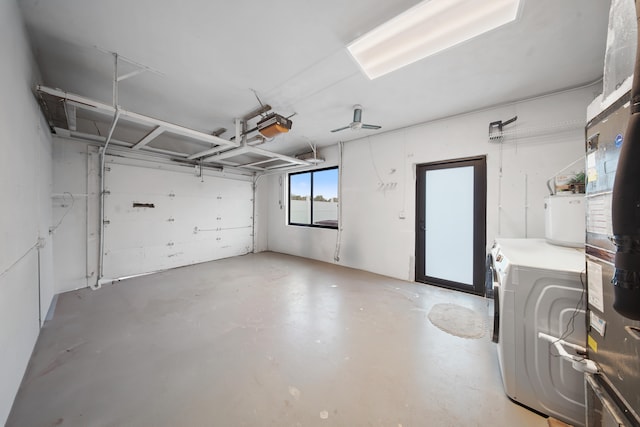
347, 0, 521, 79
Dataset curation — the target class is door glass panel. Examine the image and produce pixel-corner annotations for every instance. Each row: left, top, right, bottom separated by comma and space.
424, 166, 474, 286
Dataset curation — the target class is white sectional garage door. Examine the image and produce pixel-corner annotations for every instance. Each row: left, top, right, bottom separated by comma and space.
102, 162, 253, 279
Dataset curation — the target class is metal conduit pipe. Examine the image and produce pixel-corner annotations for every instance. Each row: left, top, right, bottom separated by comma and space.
95, 53, 122, 289
252, 174, 258, 253
95, 109, 121, 288
334, 141, 344, 262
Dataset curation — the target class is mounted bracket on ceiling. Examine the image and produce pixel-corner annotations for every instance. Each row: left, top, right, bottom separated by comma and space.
230, 103, 272, 143
296, 139, 324, 164
296, 151, 325, 164
211, 127, 227, 137
489, 116, 517, 140
106, 50, 165, 106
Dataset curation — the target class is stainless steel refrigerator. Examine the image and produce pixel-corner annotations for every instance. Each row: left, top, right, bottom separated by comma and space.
585, 91, 640, 427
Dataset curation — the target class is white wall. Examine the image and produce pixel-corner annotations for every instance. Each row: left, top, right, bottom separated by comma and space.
260, 85, 600, 281
0, 1, 54, 424
253, 173, 270, 253
52, 138, 97, 292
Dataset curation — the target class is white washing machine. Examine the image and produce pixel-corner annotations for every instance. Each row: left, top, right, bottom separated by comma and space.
491, 238, 587, 426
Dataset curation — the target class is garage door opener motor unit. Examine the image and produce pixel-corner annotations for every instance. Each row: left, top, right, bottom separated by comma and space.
257, 113, 292, 138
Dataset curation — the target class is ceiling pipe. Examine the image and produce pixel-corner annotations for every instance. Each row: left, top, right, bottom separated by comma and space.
113, 53, 118, 107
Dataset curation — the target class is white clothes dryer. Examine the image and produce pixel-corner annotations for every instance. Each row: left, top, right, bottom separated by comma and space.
491, 238, 587, 426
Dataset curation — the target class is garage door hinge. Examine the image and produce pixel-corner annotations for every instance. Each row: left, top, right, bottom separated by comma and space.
103, 219, 110, 225
103, 190, 111, 195
167, 218, 175, 222
168, 193, 176, 197
105, 167, 111, 172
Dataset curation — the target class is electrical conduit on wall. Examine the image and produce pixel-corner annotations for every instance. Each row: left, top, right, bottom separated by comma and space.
334, 141, 344, 262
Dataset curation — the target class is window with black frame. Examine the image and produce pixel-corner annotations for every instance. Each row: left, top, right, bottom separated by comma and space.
288, 167, 338, 228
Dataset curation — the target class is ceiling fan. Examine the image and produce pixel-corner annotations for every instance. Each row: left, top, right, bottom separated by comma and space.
331, 104, 382, 133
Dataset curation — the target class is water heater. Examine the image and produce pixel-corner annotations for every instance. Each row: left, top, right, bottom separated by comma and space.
544, 194, 585, 248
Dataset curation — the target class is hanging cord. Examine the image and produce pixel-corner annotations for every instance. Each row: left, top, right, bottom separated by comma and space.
368, 137, 384, 185
368, 136, 390, 196
49, 192, 75, 234
250, 89, 269, 119
305, 137, 319, 163
251, 88, 265, 108
2, 191, 75, 279
548, 269, 587, 361
334, 141, 344, 262
0, 241, 40, 279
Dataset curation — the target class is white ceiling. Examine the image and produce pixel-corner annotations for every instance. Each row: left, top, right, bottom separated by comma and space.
18, 0, 611, 157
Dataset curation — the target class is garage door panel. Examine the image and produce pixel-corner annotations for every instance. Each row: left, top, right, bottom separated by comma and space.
102, 161, 254, 279
105, 194, 176, 223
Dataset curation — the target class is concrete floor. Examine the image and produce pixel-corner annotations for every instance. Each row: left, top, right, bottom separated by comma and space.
7, 252, 547, 427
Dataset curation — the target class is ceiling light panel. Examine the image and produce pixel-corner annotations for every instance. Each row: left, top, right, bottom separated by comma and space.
348, 0, 521, 79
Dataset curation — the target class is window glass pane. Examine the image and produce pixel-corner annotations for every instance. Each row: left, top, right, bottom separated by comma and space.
312, 168, 338, 227
290, 172, 311, 224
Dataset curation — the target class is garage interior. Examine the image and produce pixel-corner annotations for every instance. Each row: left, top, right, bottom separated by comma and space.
0, 0, 620, 426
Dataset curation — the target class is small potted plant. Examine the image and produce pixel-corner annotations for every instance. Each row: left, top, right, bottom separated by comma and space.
569, 172, 586, 194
